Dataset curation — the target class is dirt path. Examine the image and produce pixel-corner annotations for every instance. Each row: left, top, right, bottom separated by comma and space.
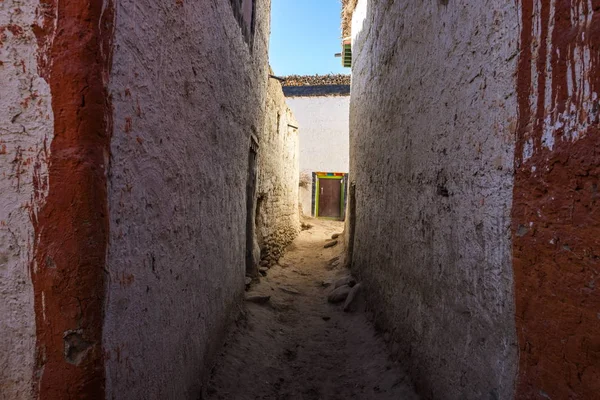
204, 219, 418, 400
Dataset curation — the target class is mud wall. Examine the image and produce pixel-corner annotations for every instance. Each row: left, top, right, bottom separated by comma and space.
285, 96, 350, 216
348, 1, 519, 398
513, 2, 600, 398
2, 0, 272, 398
0, 1, 54, 397
1, 0, 113, 397
255, 78, 300, 268
103, 0, 271, 398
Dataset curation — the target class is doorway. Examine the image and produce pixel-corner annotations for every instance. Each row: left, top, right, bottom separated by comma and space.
245, 135, 259, 275
314, 172, 348, 220
318, 178, 342, 218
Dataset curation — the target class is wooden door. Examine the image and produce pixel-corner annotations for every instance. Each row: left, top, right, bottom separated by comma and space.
318, 179, 341, 218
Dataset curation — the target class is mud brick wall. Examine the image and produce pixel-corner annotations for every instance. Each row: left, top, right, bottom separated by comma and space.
255, 77, 300, 268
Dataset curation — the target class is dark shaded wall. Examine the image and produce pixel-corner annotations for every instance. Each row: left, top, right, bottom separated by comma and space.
348, 1, 600, 399
103, 0, 272, 398
348, 1, 519, 398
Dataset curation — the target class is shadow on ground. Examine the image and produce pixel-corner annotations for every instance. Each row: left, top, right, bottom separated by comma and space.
204, 218, 418, 400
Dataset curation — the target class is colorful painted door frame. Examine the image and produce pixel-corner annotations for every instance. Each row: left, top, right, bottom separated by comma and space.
312, 172, 348, 220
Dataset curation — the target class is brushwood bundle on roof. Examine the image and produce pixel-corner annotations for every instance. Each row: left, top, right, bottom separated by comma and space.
281, 74, 351, 97
341, 0, 358, 38
282, 74, 351, 87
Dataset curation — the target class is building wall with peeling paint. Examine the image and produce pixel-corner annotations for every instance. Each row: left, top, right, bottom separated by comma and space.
513, 1, 600, 398
0, 1, 54, 398
348, 1, 519, 399
1, 0, 273, 398
103, 0, 272, 398
348, 0, 599, 399
255, 79, 300, 269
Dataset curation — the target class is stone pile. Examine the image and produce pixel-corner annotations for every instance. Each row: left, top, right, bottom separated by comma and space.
259, 225, 299, 268
324, 231, 343, 248
301, 221, 313, 231
327, 274, 363, 312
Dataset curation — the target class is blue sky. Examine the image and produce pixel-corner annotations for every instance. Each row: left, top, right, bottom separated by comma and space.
269, 0, 348, 76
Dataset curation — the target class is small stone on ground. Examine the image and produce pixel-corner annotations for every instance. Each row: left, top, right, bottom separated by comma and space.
343, 283, 363, 312
324, 240, 338, 249
334, 276, 356, 289
280, 286, 301, 295
328, 284, 352, 303
246, 295, 271, 304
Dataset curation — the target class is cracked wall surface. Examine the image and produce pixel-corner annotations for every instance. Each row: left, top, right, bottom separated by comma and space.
1, 0, 273, 398
103, 0, 271, 398
348, 1, 519, 398
0, 1, 54, 398
348, 0, 599, 399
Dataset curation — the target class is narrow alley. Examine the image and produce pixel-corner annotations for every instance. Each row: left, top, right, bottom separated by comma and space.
205, 219, 417, 400
1, 0, 599, 399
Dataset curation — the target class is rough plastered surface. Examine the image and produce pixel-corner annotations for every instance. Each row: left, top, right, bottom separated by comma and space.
286, 96, 350, 216
256, 79, 300, 268
0, 1, 53, 398
103, 0, 271, 398
349, 1, 519, 398
30, 0, 114, 397
513, 1, 600, 398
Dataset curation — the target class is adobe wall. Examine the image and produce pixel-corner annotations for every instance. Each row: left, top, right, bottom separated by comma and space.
348, 1, 519, 398
103, 0, 272, 398
286, 96, 350, 216
0, 1, 54, 398
255, 78, 300, 268
2, 0, 114, 397
513, 2, 600, 398
348, 0, 600, 398
1, 0, 273, 398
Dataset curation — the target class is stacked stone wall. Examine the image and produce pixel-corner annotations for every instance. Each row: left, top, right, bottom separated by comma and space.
255, 78, 300, 268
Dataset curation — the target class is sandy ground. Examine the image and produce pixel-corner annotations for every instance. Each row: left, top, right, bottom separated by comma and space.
204, 218, 418, 400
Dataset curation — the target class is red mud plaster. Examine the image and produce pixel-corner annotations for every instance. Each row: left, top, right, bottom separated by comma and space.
31, 1, 114, 398
514, 1, 600, 398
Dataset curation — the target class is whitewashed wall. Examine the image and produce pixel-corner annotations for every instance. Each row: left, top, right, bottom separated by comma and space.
348, 1, 519, 399
103, 0, 272, 398
286, 96, 350, 215
0, 1, 54, 398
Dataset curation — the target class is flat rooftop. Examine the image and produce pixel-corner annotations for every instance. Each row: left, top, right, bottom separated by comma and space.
281, 75, 350, 97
